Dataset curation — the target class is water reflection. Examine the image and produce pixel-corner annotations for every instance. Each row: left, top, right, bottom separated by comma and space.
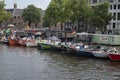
0, 45, 119, 80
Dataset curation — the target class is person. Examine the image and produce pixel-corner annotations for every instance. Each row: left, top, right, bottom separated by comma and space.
96, 44, 101, 49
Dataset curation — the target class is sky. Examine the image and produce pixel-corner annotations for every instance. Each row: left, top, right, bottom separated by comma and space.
4, 0, 51, 10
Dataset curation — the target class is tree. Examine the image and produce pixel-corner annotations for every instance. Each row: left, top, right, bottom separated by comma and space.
91, 2, 112, 33
0, 1, 11, 25
71, 0, 92, 32
22, 4, 41, 26
42, 15, 51, 27
45, 0, 75, 29
44, 0, 60, 27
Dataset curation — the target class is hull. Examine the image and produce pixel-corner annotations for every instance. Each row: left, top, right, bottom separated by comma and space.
18, 39, 26, 46
50, 45, 63, 51
76, 50, 94, 57
66, 47, 76, 55
26, 40, 37, 47
92, 51, 108, 58
109, 54, 120, 61
40, 43, 51, 50
4, 39, 9, 45
9, 38, 19, 45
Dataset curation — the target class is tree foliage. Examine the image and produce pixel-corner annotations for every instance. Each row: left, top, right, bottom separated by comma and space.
22, 5, 41, 26
91, 2, 112, 31
44, 0, 112, 32
0, 1, 11, 24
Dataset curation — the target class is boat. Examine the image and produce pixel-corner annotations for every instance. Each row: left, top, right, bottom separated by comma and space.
76, 49, 94, 57
75, 33, 120, 46
75, 43, 94, 57
18, 38, 26, 46
66, 46, 77, 55
92, 49, 109, 58
26, 39, 37, 47
108, 48, 120, 61
8, 38, 19, 45
40, 43, 51, 50
37, 36, 61, 50
50, 43, 63, 51
37, 39, 52, 50
109, 53, 120, 61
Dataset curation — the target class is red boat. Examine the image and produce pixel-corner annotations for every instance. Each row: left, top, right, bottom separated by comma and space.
9, 38, 19, 45
108, 47, 120, 61
109, 53, 120, 61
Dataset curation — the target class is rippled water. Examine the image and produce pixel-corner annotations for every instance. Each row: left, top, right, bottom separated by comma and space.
0, 45, 120, 80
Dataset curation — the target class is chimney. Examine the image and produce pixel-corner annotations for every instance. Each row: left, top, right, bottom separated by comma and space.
14, 3, 17, 9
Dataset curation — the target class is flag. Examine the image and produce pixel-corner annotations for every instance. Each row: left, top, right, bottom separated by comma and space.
25, 25, 30, 30
71, 31, 76, 35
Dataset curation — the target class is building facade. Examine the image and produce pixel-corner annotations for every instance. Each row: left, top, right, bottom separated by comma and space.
1, 3, 43, 30
89, 0, 120, 34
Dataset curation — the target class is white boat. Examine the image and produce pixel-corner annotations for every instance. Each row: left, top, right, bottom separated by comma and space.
26, 39, 37, 47
92, 49, 109, 58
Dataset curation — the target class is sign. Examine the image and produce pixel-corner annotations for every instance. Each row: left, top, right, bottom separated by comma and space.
100, 36, 108, 41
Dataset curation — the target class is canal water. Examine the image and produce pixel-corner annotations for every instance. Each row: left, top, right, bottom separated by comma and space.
0, 45, 120, 80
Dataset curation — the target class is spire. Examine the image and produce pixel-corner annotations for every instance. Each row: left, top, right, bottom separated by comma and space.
14, 3, 17, 9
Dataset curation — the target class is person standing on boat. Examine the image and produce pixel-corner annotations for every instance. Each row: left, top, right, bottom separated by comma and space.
79, 42, 84, 50
96, 44, 101, 49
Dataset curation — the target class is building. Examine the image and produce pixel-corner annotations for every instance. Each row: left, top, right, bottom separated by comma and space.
108, 0, 120, 34
89, 0, 120, 34
1, 3, 44, 30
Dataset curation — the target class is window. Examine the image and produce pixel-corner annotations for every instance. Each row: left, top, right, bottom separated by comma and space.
14, 23, 16, 26
18, 16, 20, 19
113, 23, 116, 29
117, 23, 120, 29
118, 4, 120, 9
114, 5, 116, 9
117, 12, 120, 20
14, 16, 16, 19
113, 13, 116, 20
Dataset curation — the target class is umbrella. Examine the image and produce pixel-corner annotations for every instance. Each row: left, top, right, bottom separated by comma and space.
8, 24, 14, 27
76, 32, 88, 35
46, 36, 61, 41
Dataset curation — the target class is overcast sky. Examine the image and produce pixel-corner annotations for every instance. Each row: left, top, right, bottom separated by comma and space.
4, 0, 51, 10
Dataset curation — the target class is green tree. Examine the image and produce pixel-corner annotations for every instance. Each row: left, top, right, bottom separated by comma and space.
71, 0, 92, 32
0, 1, 11, 25
91, 2, 112, 33
45, 0, 75, 29
42, 15, 51, 27
22, 4, 41, 26
44, 0, 60, 27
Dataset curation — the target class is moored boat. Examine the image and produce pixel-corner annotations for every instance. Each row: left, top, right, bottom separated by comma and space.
108, 48, 120, 61
75, 44, 94, 57
18, 39, 26, 46
26, 39, 37, 47
50, 44, 62, 51
8, 38, 19, 45
40, 43, 51, 50
92, 49, 109, 58
76, 49, 94, 57
109, 53, 120, 61
37, 40, 51, 50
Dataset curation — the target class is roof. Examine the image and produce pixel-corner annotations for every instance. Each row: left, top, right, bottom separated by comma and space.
13, 9, 23, 16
